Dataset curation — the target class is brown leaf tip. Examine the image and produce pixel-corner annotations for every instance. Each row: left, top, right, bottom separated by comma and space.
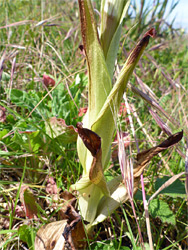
159, 130, 183, 148
76, 122, 101, 156
127, 28, 156, 65
143, 28, 157, 39
76, 122, 83, 130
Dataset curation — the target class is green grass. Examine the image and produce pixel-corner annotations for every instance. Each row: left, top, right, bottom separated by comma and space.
0, 0, 187, 249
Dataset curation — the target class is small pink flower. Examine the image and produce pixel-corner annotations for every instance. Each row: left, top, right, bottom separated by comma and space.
78, 107, 87, 117
46, 177, 58, 195
43, 74, 55, 87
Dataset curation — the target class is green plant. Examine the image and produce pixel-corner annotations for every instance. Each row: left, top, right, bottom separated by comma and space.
69, 0, 183, 235
0, 0, 187, 249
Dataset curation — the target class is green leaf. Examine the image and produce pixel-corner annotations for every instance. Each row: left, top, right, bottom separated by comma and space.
76, 183, 104, 225
100, 0, 130, 79
155, 176, 186, 198
2, 72, 10, 81
21, 187, 38, 219
91, 240, 131, 250
0, 129, 9, 139
51, 82, 81, 125
12, 130, 44, 153
149, 198, 176, 225
0, 229, 17, 234
92, 28, 156, 169
77, 0, 112, 172
92, 176, 129, 227
45, 117, 77, 145
134, 189, 150, 200
10, 89, 50, 120
18, 225, 35, 249
136, 243, 151, 250
78, 0, 112, 125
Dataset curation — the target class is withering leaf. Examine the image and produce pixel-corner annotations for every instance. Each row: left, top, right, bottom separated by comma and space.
35, 220, 67, 250
58, 191, 77, 220
20, 185, 38, 219
35, 205, 86, 250
77, 122, 109, 196
76, 122, 101, 157
46, 117, 77, 144
157, 130, 183, 148
93, 131, 183, 226
62, 205, 86, 250
134, 131, 183, 177
127, 28, 156, 65
89, 148, 103, 184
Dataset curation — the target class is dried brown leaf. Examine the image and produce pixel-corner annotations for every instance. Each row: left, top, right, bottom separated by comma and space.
89, 148, 103, 182
35, 220, 67, 250
134, 131, 183, 177
35, 205, 86, 250
60, 190, 75, 202
77, 123, 109, 195
0, 20, 34, 29
76, 122, 101, 157
62, 205, 86, 249
127, 28, 156, 65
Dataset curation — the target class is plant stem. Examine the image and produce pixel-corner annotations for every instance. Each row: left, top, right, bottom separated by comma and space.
141, 174, 154, 250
